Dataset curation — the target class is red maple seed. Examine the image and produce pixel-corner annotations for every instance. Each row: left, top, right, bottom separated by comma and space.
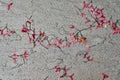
90, 7, 95, 13
85, 17, 90, 24
23, 50, 29, 61
70, 33, 78, 44
111, 22, 117, 30
89, 5, 95, 13
55, 66, 61, 73
84, 47, 90, 58
96, 23, 101, 29
8, 2, 13, 10
69, 73, 74, 80
13, 58, 17, 63
32, 33, 38, 39
113, 29, 120, 34
21, 25, 30, 33
65, 42, 72, 47
3, 32, 11, 36
10, 30, 16, 34
100, 14, 106, 20
38, 40, 43, 45
83, 1, 89, 8
13, 51, 19, 63
106, 20, 111, 25
0, 29, 3, 35
69, 25, 75, 29
90, 25, 93, 30
99, 20, 105, 28
99, 8, 104, 13
87, 55, 93, 61
33, 41, 36, 47
80, 12, 86, 18
60, 68, 67, 78
40, 31, 45, 37
84, 52, 89, 58
54, 39, 63, 47
102, 73, 109, 80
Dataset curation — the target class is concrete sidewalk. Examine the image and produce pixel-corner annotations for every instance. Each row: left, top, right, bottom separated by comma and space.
0, 0, 120, 80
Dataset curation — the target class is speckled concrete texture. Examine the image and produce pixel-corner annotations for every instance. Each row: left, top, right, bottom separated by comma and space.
0, 0, 120, 80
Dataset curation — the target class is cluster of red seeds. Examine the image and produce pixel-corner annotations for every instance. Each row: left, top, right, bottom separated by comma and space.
9, 50, 29, 63
54, 66, 74, 80
21, 17, 50, 48
0, 24, 16, 37
80, 1, 111, 79
80, 0, 120, 34
20, 16, 88, 54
